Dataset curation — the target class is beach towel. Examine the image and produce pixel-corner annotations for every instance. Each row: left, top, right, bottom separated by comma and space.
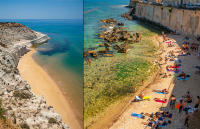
175, 59, 182, 63
166, 67, 180, 73
155, 91, 167, 94
168, 55, 177, 58
133, 96, 150, 102
158, 123, 168, 127
165, 41, 172, 44
135, 96, 142, 101
179, 53, 190, 56
143, 96, 150, 100
131, 113, 145, 119
177, 75, 190, 80
154, 98, 167, 103
154, 89, 168, 94
169, 65, 180, 68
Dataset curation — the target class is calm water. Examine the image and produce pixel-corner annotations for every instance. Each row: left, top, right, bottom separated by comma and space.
0, 19, 83, 124
84, 0, 157, 49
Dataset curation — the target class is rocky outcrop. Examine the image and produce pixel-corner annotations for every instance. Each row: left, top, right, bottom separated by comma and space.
0, 22, 69, 129
134, 3, 200, 37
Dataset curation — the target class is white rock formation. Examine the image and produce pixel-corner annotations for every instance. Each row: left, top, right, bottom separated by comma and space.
0, 22, 69, 129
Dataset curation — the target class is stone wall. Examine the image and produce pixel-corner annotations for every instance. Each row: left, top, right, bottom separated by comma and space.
129, 0, 200, 7
134, 3, 200, 37
162, 0, 200, 5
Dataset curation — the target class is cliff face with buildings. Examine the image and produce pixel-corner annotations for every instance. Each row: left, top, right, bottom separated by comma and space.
130, 0, 200, 5
134, 3, 200, 37
0, 22, 69, 129
162, 0, 200, 5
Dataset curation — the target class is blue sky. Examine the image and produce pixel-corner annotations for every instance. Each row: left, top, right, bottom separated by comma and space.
0, 0, 83, 19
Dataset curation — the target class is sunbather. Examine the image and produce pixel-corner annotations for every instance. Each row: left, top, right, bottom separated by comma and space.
142, 119, 156, 128
194, 96, 200, 109
178, 71, 186, 79
139, 92, 144, 99
184, 111, 190, 127
184, 91, 192, 103
153, 89, 168, 94
169, 57, 175, 61
133, 92, 146, 102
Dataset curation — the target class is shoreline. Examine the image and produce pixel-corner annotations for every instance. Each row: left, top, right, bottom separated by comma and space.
18, 48, 81, 129
85, 35, 162, 129
110, 34, 174, 129
110, 34, 200, 129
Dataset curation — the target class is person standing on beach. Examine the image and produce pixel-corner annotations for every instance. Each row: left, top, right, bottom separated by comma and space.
170, 95, 176, 109
184, 111, 190, 127
86, 58, 91, 65
162, 31, 167, 41
176, 100, 185, 113
194, 96, 200, 109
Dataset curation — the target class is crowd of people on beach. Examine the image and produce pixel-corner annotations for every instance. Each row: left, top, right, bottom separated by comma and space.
169, 92, 200, 127
131, 32, 200, 128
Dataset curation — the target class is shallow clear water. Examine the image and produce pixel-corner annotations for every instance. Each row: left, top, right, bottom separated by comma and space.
84, 0, 161, 49
0, 19, 83, 124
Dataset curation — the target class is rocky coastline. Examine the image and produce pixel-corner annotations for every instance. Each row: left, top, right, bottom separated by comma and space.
0, 22, 69, 129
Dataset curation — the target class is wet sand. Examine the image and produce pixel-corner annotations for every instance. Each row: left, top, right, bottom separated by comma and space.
18, 49, 81, 129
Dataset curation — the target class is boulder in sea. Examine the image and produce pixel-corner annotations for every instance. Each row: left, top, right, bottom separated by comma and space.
99, 44, 105, 47
113, 44, 121, 51
103, 54, 114, 57
88, 50, 98, 57
104, 43, 111, 47
83, 51, 88, 58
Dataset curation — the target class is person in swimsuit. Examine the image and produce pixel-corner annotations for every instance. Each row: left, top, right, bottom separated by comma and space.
194, 96, 200, 109
184, 111, 190, 127
177, 100, 185, 113
170, 95, 176, 109
139, 92, 144, 99
178, 71, 186, 79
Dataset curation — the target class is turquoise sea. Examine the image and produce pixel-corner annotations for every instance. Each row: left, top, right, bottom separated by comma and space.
0, 19, 83, 124
84, 0, 159, 49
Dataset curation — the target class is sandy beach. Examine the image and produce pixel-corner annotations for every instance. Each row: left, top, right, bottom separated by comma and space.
110, 34, 200, 129
18, 49, 82, 129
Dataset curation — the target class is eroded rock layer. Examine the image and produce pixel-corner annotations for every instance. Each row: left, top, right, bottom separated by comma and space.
0, 22, 69, 129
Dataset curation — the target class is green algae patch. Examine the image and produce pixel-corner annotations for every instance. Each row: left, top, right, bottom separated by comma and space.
84, 30, 160, 127
116, 59, 152, 82
84, 58, 157, 122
